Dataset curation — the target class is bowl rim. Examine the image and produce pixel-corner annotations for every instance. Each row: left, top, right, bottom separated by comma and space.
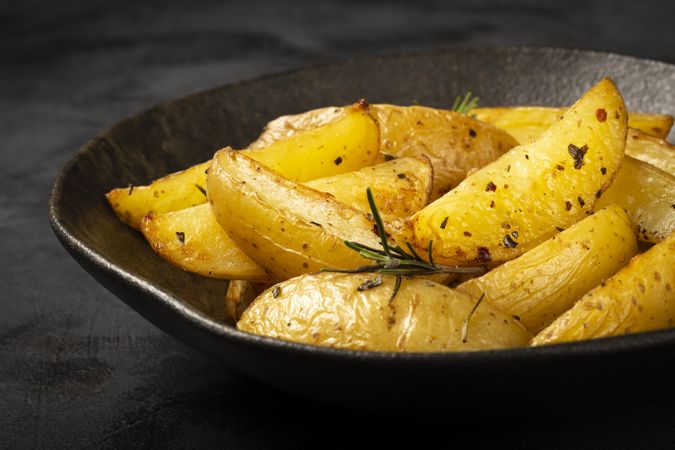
48, 45, 675, 364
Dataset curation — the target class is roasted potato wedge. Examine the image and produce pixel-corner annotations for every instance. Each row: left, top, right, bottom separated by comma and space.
107, 101, 379, 229
251, 104, 519, 199
304, 156, 432, 218
531, 232, 675, 346
400, 78, 628, 266
472, 106, 672, 142
141, 157, 432, 280
207, 148, 381, 281
225, 280, 269, 322
595, 156, 675, 243
107, 161, 210, 229
625, 128, 675, 175
140, 203, 271, 281
238, 273, 531, 352
456, 205, 638, 333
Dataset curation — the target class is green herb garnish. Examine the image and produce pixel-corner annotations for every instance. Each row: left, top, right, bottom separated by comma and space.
325, 188, 486, 304
452, 91, 479, 114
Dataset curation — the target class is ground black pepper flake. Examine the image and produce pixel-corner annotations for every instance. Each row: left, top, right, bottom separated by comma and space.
556, 227, 565, 232
397, 173, 406, 179
503, 235, 518, 248
595, 189, 603, 199
486, 181, 497, 192
578, 196, 585, 207
568, 144, 588, 169
525, 154, 529, 160
464, 231, 472, 237
601, 167, 607, 175
469, 128, 477, 137
334, 156, 343, 165
310, 221, 322, 227
440, 217, 449, 229
511, 231, 519, 238
127, 184, 134, 195
476, 247, 492, 262
556, 164, 564, 171
194, 184, 207, 196
565, 201, 572, 211
383, 154, 395, 161
490, 200, 495, 208
272, 286, 281, 298
175, 231, 185, 244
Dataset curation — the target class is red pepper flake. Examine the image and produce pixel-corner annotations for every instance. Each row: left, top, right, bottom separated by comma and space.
463, 231, 472, 237
568, 144, 588, 169
565, 201, 572, 211
334, 156, 343, 165
397, 173, 406, 179
600, 167, 607, 175
176, 231, 185, 244
596, 108, 607, 122
469, 128, 477, 138
578, 196, 585, 207
440, 217, 449, 229
476, 247, 492, 262
486, 181, 497, 192
503, 235, 518, 248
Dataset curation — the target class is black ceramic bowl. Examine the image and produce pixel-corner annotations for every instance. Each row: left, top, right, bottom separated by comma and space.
49, 47, 675, 414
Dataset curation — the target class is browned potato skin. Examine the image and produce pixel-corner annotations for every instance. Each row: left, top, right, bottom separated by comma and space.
238, 273, 531, 352
625, 128, 675, 175
531, 232, 675, 346
400, 78, 628, 266
250, 104, 519, 199
472, 107, 673, 142
207, 148, 382, 281
456, 205, 638, 333
596, 156, 675, 243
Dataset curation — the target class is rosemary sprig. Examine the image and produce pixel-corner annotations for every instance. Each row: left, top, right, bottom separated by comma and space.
452, 91, 479, 114
461, 293, 485, 343
324, 188, 486, 304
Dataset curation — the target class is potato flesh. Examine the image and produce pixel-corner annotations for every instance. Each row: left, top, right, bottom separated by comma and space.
225, 280, 269, 322
624, 129, 675, 175
472, 106, 673, 142
304, 157, 432, 219
140, 203, 270, 281
238, 273, 532, 352
401, 78, 628, 266
456, 205, 637, 333
531, 232, 675, 346
250, 104, 518, 199
244, 102, 379, 182
107, 161, 210, 229
107, 102, 379, 229
207, 149, 381, 281
141, 157, 432, 280
595, 156, 675, 243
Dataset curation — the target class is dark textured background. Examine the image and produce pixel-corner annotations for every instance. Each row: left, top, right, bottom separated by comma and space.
2, 1, 675, 448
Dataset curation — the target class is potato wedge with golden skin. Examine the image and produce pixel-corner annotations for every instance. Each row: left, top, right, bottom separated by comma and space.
238, 273, 531, 352
305, 156, 432, 218
595, 156, 675, 243
400, 78, 628, 266
250, 104, 519, 199
107, 161, 210, 229
244, 101, 379, 182
107, 101, 379, 229
457, 205, 638, 333
141, 157, 432, 281
625, 129, 675, 175
472, 106, 673, 142
207, 148, 381, 281
225, 280, 269, 322
140, 203, 271, 281
531, 232, 675, 346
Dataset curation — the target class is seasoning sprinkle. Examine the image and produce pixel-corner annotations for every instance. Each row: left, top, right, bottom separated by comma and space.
578, 196, 586, 207
503, 235, 518, 248
194, 184, 207, 196
568, 144, 588, 170
357, 275, 383, 292
176, 231, 185, 244
486, 181, 497, 192
272, 286, 281, 298
334, 156, 343, 165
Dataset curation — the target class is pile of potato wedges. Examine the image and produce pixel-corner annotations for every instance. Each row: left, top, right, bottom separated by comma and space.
107, 78, 675, 352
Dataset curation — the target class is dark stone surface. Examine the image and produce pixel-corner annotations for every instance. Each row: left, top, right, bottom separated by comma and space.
2, 1, 675, 448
